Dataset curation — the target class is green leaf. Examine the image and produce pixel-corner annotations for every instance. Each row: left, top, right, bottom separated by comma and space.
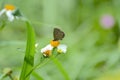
12, 9, 22, 17
19, 21, 35, 80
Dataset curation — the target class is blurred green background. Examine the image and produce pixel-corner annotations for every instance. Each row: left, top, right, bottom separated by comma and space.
0, 0, 120, 80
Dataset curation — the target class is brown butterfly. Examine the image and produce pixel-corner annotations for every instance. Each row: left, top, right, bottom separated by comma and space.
53, 28, 65, 41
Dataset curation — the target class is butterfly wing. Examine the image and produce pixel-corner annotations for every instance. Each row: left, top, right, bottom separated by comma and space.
53, 28, 65, 41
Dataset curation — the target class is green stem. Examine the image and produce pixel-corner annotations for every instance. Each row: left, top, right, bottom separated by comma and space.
51, 56, 70, 80
0, 21, 6, 31
8, 74, 14, 80
25, 57, 50, 78
19, 21, 35, 80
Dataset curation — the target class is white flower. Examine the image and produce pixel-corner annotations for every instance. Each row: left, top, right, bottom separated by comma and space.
6, 10, 14, 21
41, 44, 53, 57
0, 5, 22, 22
57, 44, 67, 53
40, 40, 67, 57
41, 44, 53, 53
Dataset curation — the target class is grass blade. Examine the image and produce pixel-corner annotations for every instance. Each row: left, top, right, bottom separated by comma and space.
19, 21, 35, 80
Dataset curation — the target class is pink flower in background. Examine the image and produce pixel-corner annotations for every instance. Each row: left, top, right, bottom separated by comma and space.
100, 14, 115, 29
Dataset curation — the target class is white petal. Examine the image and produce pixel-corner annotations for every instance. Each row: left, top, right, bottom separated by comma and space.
45, 44, 53, 50
57, 44, 67, 53
41, 44, 53, 53
41, 47, 46, 53
0, 9, 6, 16
6, 10, 14, 21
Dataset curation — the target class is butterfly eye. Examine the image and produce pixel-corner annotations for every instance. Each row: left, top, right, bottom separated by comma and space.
53, 28, 65, 41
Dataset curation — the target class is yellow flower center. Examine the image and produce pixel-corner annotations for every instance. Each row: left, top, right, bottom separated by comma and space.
50, 40, 60, 47
5, 4, 15, 10
57, 49, 63, 53
43, 50, 51, 57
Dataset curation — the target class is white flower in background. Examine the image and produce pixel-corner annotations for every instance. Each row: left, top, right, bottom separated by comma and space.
57, 44, 67, 53
0, 4, 22, 21
100, 14, 115, 29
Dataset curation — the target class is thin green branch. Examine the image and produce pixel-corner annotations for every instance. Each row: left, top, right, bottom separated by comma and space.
51, 56, 70, 80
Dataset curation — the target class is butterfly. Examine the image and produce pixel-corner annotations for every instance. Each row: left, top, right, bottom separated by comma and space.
53, 28, 65, 41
